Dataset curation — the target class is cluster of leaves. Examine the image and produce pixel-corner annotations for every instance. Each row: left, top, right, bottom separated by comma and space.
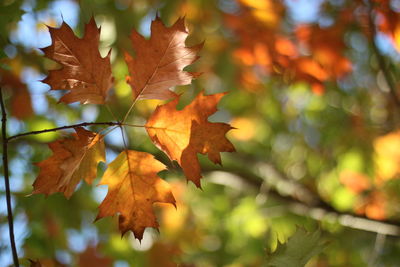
4, 0, 400, 266
30, 16, 234, 241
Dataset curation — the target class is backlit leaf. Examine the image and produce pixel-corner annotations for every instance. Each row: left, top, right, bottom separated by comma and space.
42, 17, 113, 104
96, 150, 176, 240
125, 17, 202, 100
146, 91, 235, 187
32, 127, 105, 198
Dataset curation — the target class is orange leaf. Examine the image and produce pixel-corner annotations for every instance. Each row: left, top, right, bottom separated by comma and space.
146, 91, 235, 187
125, 17, 202, 100
96, 150, 176, 240
41, 17, 113, 104
32, 127, 105, 198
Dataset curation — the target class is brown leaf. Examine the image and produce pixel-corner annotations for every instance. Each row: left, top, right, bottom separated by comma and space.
125, 17, 202, 100
32, 127, 105, 198
96, 150, 176, 240
146, 91, 235, 187
42, 17, 113, 104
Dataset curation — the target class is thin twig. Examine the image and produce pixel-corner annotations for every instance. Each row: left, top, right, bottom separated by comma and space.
367, 0, 400, 107
8, 121, 121, 141
0, 88, 20, 266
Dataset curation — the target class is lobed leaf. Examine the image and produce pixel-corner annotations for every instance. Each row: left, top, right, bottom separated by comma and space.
42, 17, 113, 104
125, 17, 202, 100
32, 127, 105, 198
146, 91, 235, 187
96, 150, 176, 240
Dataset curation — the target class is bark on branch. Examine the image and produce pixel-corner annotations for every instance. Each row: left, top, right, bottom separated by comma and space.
0, 88, 20, 266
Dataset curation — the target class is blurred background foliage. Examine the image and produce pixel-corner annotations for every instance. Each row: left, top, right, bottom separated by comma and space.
2, 0, 400, 266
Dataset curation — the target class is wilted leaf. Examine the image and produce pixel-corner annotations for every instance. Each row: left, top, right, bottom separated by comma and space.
146, 91, 235, 187
267, 228, 326, 267
125, 17, 202, 100
42, 17, 113, 104
96, 150, 176, 240
32, 127, 105, 198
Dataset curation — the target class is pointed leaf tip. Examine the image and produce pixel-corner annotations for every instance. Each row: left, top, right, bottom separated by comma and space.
42, 17, 113, 104
146, 91, 235, 187
125, 16, 202, 101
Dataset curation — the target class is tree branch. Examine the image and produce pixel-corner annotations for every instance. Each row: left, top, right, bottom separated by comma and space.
8, 121, 121, 141
0, 88, 20, 266
202, 154, 400, 237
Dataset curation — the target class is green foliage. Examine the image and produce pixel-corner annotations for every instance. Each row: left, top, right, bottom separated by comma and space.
267, 228, 326, 267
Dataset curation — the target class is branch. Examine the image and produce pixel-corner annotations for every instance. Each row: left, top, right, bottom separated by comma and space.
8, 121, 121, 141
0, 88, 20, 266
202, 154, 400, 237
367, 0, 400, 108
11, 131, 400, 236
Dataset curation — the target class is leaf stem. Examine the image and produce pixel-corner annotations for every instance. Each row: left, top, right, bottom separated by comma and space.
0, 87, 20, 267
105, 104, 119, 122
121, 97, 139, 124
120, 123, 146, 128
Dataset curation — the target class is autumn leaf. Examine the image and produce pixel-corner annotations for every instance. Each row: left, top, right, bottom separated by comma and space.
32, 127, 105, 198
146, 91, 235, 187
125, 17, 202, 100
96, 150, 176, 240
42, 17, 113, 104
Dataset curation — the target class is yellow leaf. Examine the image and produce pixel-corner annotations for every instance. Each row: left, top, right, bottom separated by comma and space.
96, 150, 175, 240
